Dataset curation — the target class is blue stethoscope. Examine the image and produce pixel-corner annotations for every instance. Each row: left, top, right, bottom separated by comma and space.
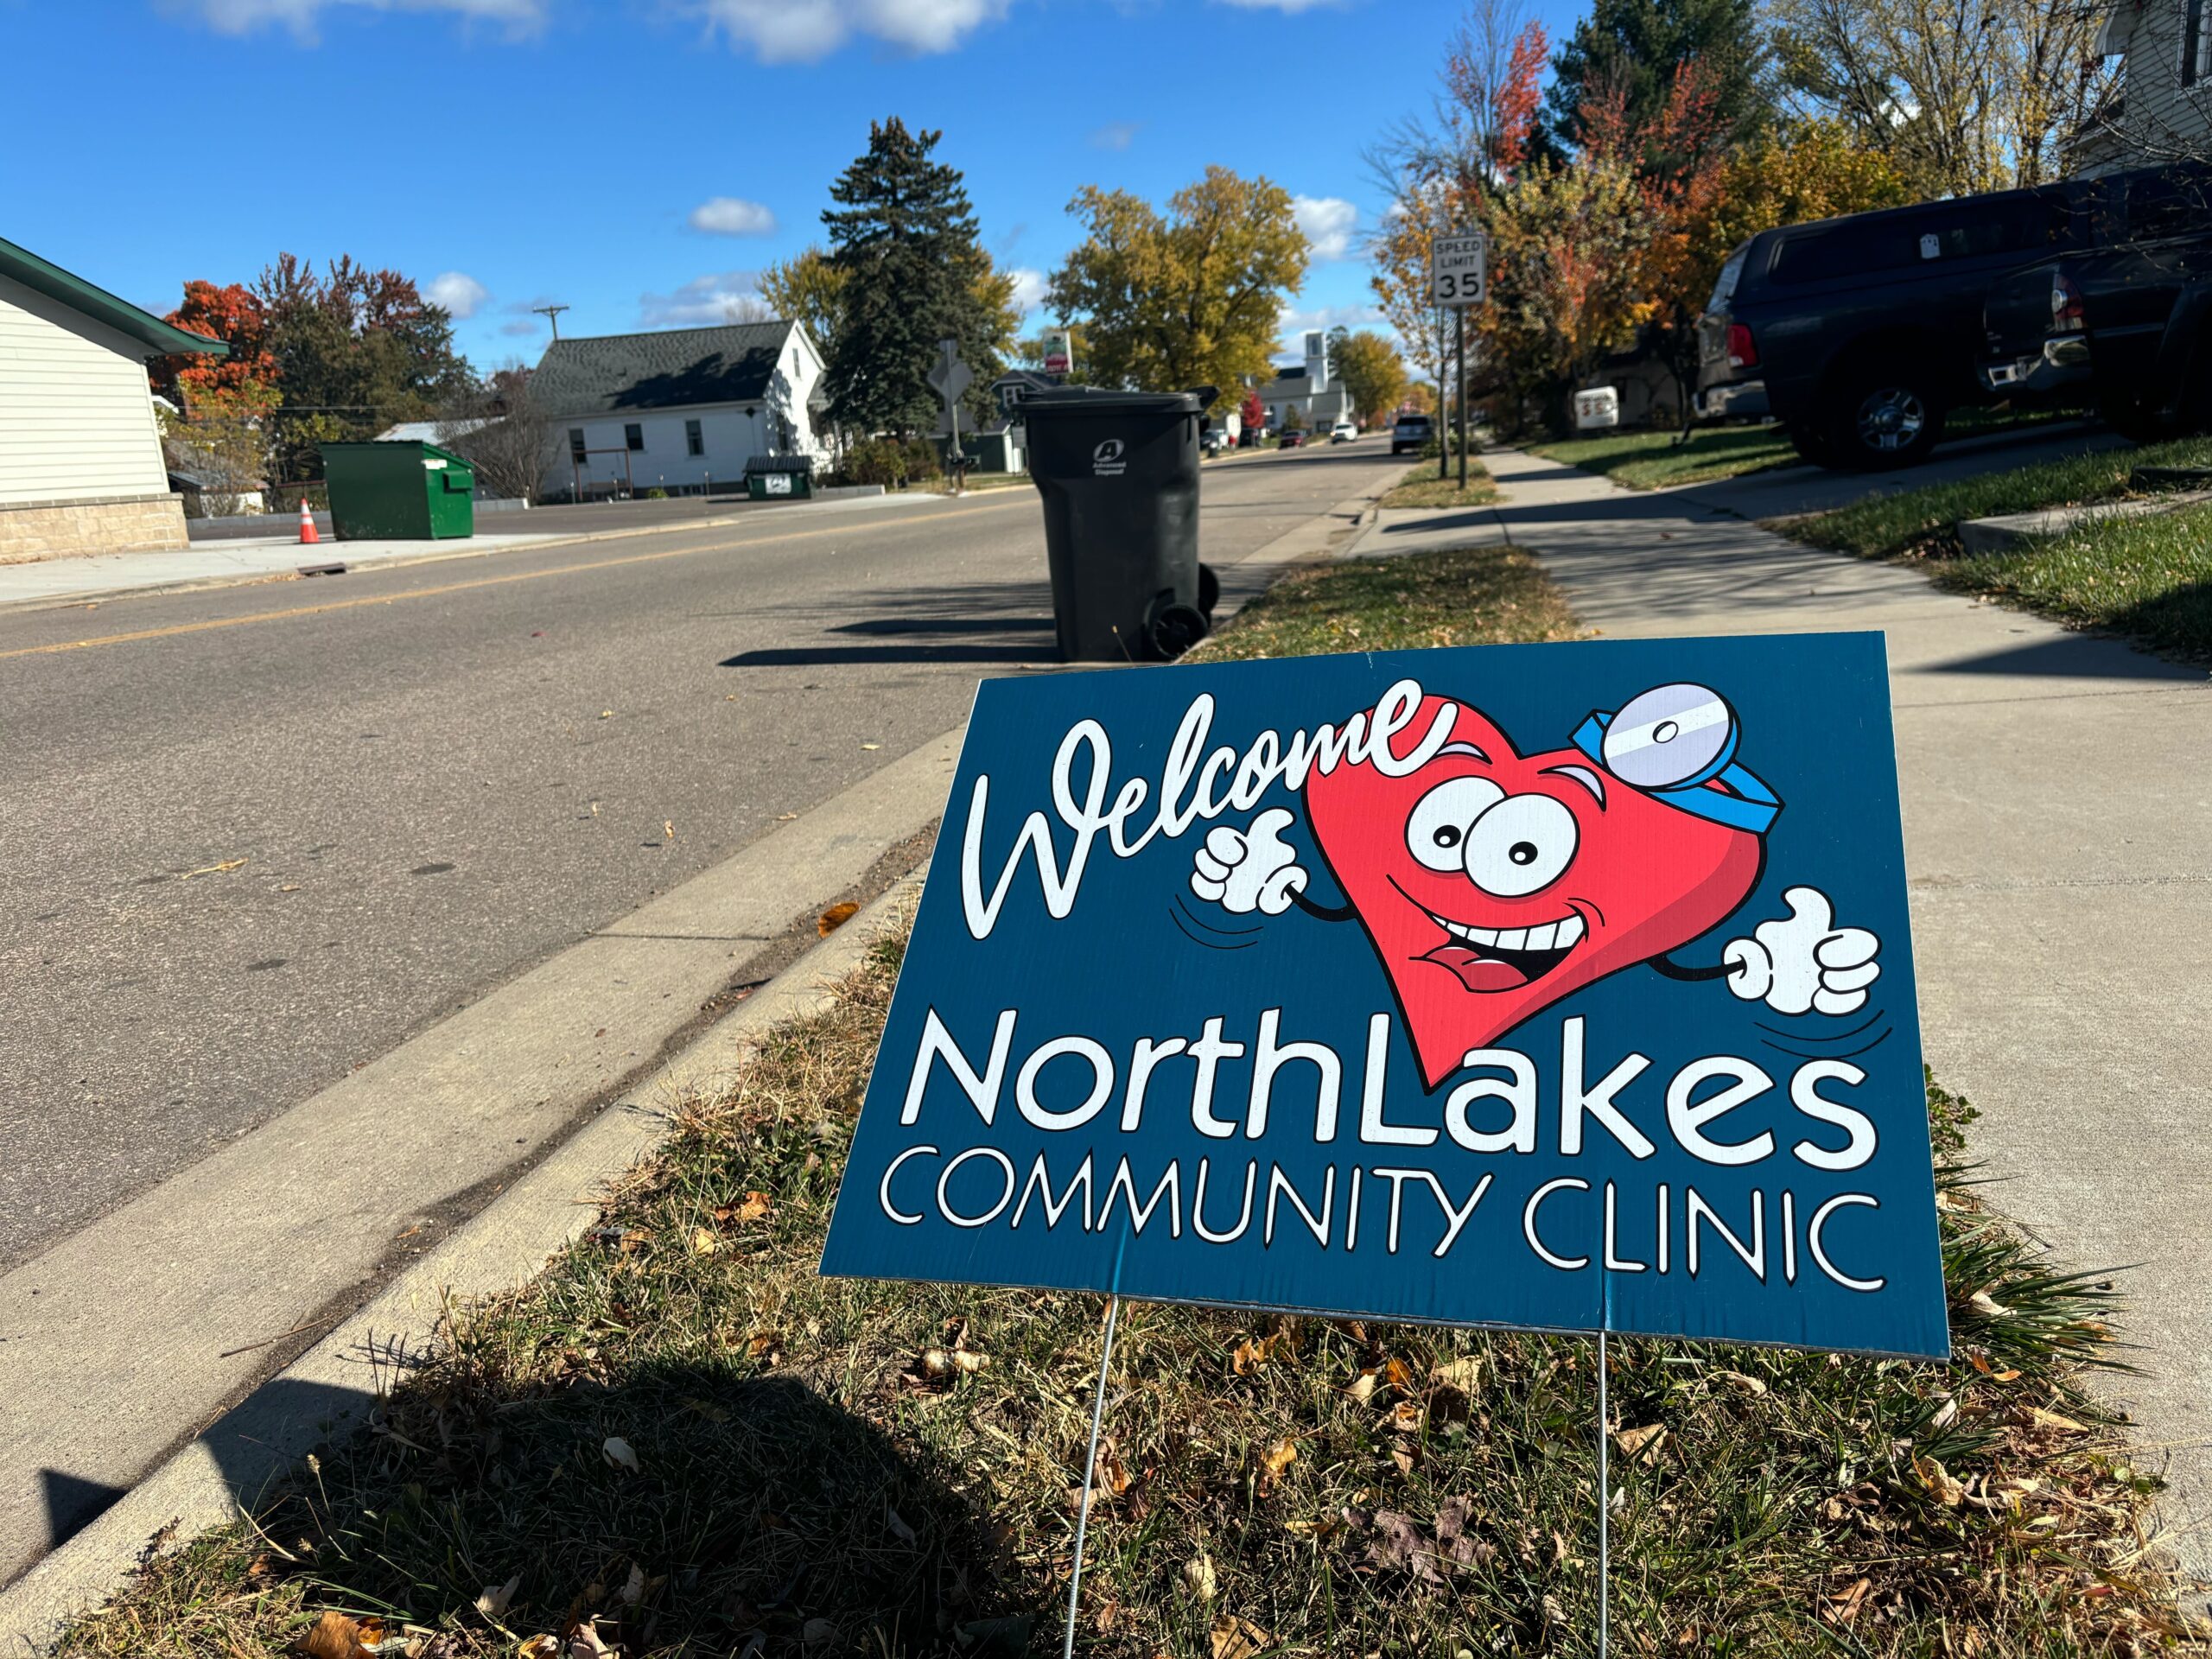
1571, 683, 1782, 835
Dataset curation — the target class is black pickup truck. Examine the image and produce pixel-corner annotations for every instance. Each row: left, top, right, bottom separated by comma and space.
1980, 165, 2212, 441
1697, 180, 2104, 468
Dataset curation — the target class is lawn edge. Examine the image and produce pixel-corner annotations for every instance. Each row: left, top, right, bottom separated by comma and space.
0, 876, 927, 1656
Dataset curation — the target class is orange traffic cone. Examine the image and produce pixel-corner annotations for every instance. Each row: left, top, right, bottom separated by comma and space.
297, 499, 320, 545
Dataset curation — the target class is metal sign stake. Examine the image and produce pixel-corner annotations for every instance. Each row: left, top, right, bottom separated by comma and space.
1598, 1326, 1610, 1659
1062, 1293, 1122, 1659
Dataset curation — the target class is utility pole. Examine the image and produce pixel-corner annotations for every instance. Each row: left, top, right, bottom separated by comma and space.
533, 304, 570, 340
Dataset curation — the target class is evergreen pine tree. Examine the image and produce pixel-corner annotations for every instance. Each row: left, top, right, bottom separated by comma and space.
1543, 0, 1771, 163
821, 119, 998, 438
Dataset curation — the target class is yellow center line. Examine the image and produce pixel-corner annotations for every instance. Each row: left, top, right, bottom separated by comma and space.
0, 498, 1029, 664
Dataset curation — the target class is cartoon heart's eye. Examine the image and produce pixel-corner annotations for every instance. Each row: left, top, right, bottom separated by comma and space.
1406, 776, 1505, 873
1463, 794, 1579, 896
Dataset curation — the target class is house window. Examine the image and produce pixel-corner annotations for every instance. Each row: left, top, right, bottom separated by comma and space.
624, 423, 645, 452
685, 418, 704, 457
2188, 0, 2209, 85
569, 429, 587, 462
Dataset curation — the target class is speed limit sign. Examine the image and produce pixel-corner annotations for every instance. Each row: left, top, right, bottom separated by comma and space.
1431, 232, 1488, 308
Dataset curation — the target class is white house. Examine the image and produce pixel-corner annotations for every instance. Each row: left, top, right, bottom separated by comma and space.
1252, 331, 1356, 432
0, 236, 226, 563
529, 321, 829, 500
2075, 0, 2212, 167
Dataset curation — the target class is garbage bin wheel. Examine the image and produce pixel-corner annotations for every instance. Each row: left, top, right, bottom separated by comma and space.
1198, 562, 1221, 613
1146, 599, 1210, 661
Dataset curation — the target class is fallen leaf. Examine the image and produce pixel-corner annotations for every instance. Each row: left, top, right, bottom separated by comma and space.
601, 1436, 640, 1474
1713, 1370, 1768, 1395
777, 812, 798, 821
518, 1638, 560, 1659
1383, 1357, 1414, 1394
1827, 1577, 1872, 1623
1259, 1438, 1299, 1479
817, 901, 860, 936
1209, 1614, 1271, 1659
860, 743, 881, 751
746, 1330, 785, 1362
1612, 1424, 1668, 1465
1183, 1554, 1219, 1601
732, 1191, 772, 1223
599, 710, 613, 720
1433, 1356, 1483, 1391
1389, 1399, 1425, 1433
2029, 1406, 2090, 1434
663, 820, 675, 840
293, 1610, 378, 1659
1344, 1368, 1378, 1405
681, 1396, 731, 1423
566, 1621, 615, 1659
618, 1564, 648, 1606
1968, 1290, 2012, 1319
886, 1505, 918, 1546
1915, 1454, 1966, 1508
476, 1573, 524, 1621
689, 1225, 718, 1255
182, 857, 249, 880
801, 1618, 837, 1651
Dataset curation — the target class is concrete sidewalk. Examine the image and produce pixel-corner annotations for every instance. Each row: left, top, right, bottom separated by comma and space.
1355, 448, 2212, 1580
0, 491, 930, 611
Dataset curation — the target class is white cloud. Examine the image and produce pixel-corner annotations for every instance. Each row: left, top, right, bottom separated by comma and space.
1215, 0, 1345, 11
1088, 120, 1141, 150
1293, 195, 1357, 262
499, 319, 543, 337
178, 0, 543, 39
639, 270, 765, 328
694, 0, 1011, 62
689, 196, 778, 236
1275, 301, 1386, 359
426, 271, 489, 319
1008, 267, 1049, 316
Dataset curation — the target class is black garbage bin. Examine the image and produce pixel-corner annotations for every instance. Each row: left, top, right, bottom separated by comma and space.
1020, 386, 1217, 662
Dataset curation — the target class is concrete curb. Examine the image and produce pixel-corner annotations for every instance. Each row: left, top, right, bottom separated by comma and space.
1955, 489, 2212, 554
0, 492, 950, 616
0, 876, 925, 1656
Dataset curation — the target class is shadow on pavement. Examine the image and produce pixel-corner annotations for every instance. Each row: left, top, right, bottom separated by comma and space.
1909, 632, 2205, 681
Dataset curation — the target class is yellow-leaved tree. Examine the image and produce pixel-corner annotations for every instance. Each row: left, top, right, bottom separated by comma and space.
1048, 168, 1309, 396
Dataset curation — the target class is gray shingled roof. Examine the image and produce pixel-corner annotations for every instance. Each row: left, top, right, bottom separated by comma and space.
530, 321, 797, 416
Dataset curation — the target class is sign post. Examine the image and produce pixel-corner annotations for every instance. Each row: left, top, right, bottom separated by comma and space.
1432, 232, 1488, 490
926, 338, 975, 493
823, 633, 1945, 1648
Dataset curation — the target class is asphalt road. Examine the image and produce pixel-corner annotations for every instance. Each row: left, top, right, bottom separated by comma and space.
0, 440, 1405, 1272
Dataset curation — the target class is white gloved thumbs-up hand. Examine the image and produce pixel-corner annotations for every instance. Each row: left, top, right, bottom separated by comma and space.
1191, 807, 1309, 916
1723, 886, 1881, 1015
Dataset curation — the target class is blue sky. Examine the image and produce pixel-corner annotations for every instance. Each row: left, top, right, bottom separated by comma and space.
5, 0, 1586, 370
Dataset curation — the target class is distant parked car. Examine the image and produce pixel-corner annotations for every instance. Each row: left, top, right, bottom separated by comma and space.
1277, 428, 1307, 448
1200, 428, 1230, 455
1330, 419, 1357, 442
1980, 165, 2212, 440
1390, 412, 1433, 454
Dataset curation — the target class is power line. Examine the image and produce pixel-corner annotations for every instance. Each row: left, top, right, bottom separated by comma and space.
532, 304, 570, 340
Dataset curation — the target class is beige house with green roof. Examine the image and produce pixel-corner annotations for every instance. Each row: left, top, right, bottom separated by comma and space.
0, 236, 226, 563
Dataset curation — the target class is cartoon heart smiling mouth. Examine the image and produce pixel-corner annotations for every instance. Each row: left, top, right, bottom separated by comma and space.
1305, 695, 1767, 1088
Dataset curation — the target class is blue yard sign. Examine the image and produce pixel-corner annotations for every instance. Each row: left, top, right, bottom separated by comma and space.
821, 632, 1949, 1360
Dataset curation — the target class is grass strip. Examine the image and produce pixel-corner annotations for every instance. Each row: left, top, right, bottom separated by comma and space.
1188, 543, 1578, 663
1526, 427, 1799, 490
1933, 502, 2212, 660
1781, 434, 2212, 562
1376, 461, 1500, 512
55, 550, 2205, 1659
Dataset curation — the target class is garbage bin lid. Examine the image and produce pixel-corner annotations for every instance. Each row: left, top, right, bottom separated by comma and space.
1017, 386, 1205, 416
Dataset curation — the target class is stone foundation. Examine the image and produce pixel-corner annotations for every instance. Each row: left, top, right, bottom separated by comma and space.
0, 493, 188, 565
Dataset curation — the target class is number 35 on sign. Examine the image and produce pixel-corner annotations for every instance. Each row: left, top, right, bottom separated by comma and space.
1432, 233, 1488, 307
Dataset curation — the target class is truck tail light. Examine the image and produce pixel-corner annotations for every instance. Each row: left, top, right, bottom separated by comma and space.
2051, 270, 2086, 333
1726, 323, 1759, 368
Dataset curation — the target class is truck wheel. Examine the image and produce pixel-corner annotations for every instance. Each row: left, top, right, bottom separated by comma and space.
1827, 366, 1946, 469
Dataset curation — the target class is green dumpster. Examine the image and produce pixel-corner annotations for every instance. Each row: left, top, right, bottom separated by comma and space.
321, 442, 476, 540
745, 454, 814, 502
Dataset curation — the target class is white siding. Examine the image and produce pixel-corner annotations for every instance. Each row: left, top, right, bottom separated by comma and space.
2109, 0, 2212, 159
546, 404, 772, 497
540, 328, 831, 498
0, 274, 169, 505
